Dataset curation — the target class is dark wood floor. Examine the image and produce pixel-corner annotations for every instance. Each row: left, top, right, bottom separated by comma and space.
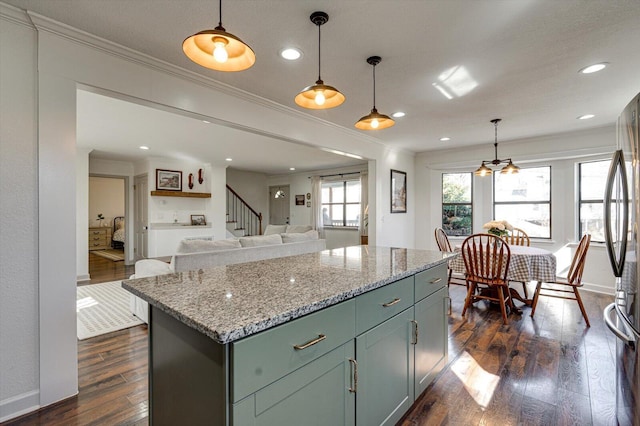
84, 251, 135, 285
3, 267, 616, 425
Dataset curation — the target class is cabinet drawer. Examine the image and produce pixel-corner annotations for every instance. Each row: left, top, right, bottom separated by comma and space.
355, 277, 413, 335
231, 299, 355, 403
415, 263, 447, 301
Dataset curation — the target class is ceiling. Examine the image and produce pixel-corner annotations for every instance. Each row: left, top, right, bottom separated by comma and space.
6, 0, 640, 170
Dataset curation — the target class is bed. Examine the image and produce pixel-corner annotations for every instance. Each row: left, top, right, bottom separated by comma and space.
112, 216, 125, 249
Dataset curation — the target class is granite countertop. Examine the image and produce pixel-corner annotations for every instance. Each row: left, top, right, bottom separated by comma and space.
122, 246, 455, 344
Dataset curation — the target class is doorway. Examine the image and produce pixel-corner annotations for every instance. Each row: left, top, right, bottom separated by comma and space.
269, 185, 290, 225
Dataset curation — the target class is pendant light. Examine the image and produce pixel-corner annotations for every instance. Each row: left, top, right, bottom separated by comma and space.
355, 56, 395, 130
474, 119, 520, 176
182, 0, 255, 72
294, 12, 345, 109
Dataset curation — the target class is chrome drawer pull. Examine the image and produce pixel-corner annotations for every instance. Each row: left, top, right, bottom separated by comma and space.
348, 358, 358, 393
411, 320, 418, 345
293, 334, 326, 350
382, 298, 401, 307
429, 277, 442, 284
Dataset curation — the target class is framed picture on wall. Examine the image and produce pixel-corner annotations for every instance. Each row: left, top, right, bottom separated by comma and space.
295, 194, 305, 206
390, 169, 407, 213
156, 169, 182, 191
190, 214, 206, 226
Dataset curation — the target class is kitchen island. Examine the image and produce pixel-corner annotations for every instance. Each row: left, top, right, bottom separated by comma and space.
123, 246, 454, 426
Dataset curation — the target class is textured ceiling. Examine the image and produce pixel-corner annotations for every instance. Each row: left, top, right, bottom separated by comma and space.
5, 0, 640, 167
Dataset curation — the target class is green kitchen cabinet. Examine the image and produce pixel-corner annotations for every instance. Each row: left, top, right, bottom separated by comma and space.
355, 308, 415, 426
232, 341, 356, 426
414, 286, 448, 396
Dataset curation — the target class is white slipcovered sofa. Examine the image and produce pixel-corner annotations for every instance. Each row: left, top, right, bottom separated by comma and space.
129, 225, 325, 323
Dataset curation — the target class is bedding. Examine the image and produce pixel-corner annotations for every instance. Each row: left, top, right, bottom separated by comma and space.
112, 216, 125, 248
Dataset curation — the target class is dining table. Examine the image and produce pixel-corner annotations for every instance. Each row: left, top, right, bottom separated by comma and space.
448, 244, 557, 310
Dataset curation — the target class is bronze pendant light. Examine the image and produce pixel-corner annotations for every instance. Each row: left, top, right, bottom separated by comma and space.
295, 12, 345, 109
182, 0, 255, 72
355, 56, 395, 130
474, 119, 520, 176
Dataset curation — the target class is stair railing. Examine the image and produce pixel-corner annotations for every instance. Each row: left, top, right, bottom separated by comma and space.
226, 185, 263, 236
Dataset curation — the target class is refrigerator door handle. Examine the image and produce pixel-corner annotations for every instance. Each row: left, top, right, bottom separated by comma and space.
603, 150, 629, 277
604, 303, 636, 349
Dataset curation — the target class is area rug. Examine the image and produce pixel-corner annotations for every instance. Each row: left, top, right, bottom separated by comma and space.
92, 249, 125, 261
76, 280, 143, 340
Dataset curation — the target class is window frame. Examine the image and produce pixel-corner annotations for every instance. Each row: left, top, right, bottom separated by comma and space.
492, 165, 552, 239
321, 179, 361, 228
441, 172, 473, 237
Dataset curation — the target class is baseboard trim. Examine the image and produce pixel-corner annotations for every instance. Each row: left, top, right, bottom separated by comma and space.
0, 390, 40, 423
76, 274, 91, 283
582, 282, 615, 296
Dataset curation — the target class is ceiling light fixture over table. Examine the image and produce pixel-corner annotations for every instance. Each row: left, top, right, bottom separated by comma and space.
474, 119, 520, 177
294, 12, 345, 109
355, 56, 395, 130
182, 0, 255, 71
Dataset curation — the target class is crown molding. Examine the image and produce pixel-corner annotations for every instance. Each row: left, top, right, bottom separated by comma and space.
0, 2, 33, 28
17, 8, 390, 153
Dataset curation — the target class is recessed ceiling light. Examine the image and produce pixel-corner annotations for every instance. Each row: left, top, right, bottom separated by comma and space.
225, 158, 233, 162
202, 120, 211, 124
280, 48, 302, 60
439, 137, 451, 142
392, 112, 405, 118
578, 114, 595, 120
289, 167, 296, 171
579, 63, 608, 74
139, 146, 149, 150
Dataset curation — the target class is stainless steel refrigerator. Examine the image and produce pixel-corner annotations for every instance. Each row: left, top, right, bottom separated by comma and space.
604, 92, 639, 426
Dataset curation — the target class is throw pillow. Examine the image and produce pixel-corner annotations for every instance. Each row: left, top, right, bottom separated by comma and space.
177, 238, 241, 254
281, 230, 319, 243
285, 225, 313, 233
239, 234, 283, 247
264, 224, 288, 235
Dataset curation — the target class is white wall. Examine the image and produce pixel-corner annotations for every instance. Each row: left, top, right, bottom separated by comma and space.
415, 125, 618, 293
0, 6, 40, 421
88, 176, 125, 226
76, 149, 90, 281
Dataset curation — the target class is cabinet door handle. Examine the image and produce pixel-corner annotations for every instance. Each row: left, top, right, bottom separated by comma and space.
348, 358, 358, 393
411, 320, 418, 345
382, 298, 401, 307
430, 277, 442, 284
293, 334, 326, 350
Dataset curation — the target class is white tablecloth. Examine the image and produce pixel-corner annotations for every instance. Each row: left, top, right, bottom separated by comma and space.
448, 245, 557, 283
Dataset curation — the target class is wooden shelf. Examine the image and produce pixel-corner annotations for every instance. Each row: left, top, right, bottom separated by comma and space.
151, 190, 211, 198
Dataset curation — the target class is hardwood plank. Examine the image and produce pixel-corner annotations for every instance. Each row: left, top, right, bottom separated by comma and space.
556, 388, 593, 426
520, 395, 557, 425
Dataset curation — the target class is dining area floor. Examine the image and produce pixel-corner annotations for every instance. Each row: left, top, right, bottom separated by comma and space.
400, 283, 616, 426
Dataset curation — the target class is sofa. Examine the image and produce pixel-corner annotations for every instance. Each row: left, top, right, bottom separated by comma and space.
129, 225, 325, 323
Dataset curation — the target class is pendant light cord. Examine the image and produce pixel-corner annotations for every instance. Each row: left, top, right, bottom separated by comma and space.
372, 64, 377, 109
317, 22, 322, 81
494, 120, 499, 160
218, 0, 223, 27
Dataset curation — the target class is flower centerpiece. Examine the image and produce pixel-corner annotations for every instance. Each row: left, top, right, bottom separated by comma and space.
483, 220, 512, 238
97, 213, 104, 227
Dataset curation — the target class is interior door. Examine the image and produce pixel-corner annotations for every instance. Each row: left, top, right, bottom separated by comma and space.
269, 185, 290, 225
134, 174, 148, 260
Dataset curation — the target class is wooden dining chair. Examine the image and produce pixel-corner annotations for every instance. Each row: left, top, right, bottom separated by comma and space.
502, 227, 531, 298
530, 234, 591, 327
435, 228, 466, 314
461, 233, 515, 325
503, 227, 530, 246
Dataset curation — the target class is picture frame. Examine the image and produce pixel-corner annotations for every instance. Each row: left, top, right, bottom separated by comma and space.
190, 214, 206, 226
295, 194, 305, 206
156, 169, 182, 191
390, 169, 407, 213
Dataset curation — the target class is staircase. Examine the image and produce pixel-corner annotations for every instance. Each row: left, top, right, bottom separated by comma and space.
226, 185, 263, 237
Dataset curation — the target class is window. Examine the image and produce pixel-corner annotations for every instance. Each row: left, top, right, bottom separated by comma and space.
578, 160, 610, 242
322, 180, 361, 227
442, 173, 472, 236
494, 166, 551, 238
